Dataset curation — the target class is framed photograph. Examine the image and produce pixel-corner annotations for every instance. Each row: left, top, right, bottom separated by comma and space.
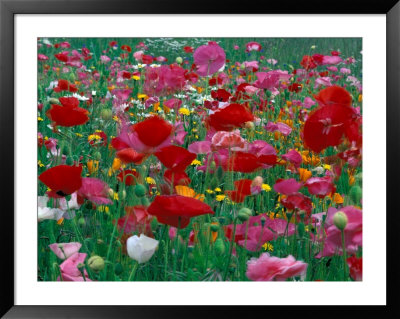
1, 0, 398, 317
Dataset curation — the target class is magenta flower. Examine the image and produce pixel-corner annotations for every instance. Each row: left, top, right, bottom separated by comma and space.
78, 178, 112, 205
304, 97, 316, 109
273, 178, 302, 195
304, 176, 335, 198
265, 121, 292, 136
322, 55, 343, 65
38, 54, 49, 61
246, 253, 308, 281
282, 149, 302, 168
59, 253, 91, 281
49, 242, 82, 259
188, 141, 212, 154
193, 43, 226, 77
253, 72, 280, 90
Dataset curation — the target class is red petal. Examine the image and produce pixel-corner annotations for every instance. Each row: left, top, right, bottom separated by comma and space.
155, 145, 196, 172
133, 116, 173, 147
39, 165, 82, 195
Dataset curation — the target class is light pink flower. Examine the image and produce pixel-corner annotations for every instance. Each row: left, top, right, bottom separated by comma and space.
38, 54, 49, 61
59, 253, 91, 281
133, 50, 144, 61
193, 43, 226, 77
78, 178, 112, 205
314, 77, 332, 88
304, 176, 335, 197
322, 55, 343, 65
246, 253, 308, 281
100, 55, 111, 63
188, 141, 212, 154
304, 96, 316, 109
211, 130, 246, 151
49, 242, 82, 259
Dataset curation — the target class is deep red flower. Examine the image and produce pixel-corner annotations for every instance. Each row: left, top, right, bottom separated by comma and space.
164, 169, 191, 187
311, 54, 324, 65
300, 55, 317, 70
117, 169, 140, 186
207, 103, 254, 131
54, 79, 78, 93
288, 83, 302, 93
121, 45, 132, 52
226, 179, 252, 203
46, 104, 89, 127
58, 97, 80, 108
55, 52, 69, 62
116, 148, 147, 164
226, 152, 263, 173
211, 89, 231, 102
314, 86, 352, 107
183, 46, 194, 53
111, 137, 130, 150
142, 54, 154, 64
147, 195, 214, 228
347, 256, 362, 281
132, 115, 173, 147
155, 145, 196, 173
39, 165, 82, 196
281, 193, 313, 215
303, 104, 355, 153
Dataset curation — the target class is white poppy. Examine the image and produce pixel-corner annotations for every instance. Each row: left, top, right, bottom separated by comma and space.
126, 234, 159, 264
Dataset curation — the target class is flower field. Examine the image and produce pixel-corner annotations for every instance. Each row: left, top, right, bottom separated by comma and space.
37, 38, 362, 282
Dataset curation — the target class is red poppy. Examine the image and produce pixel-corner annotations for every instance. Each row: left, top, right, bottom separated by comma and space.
116, 148, 147, 164
311, 54, 324, 65
226, 152, 263, 173
211, 89, 231, 102
132, 115, 173, 147
121, 45, 132, 52
347, 256, 362, 281
39, 165, 82, 196
314, 86, 352, 107
58, 97, 80, 108
281, 193, 313, 215
121, 71, 131, 79
300, 55, 317, 70
207, 103, 254, 131
226, 179, 252, 203
117, 169, 140, 186
303, 104, 355, 153
111, 137, 130, 150
184, 71, 199, 84
53, 79, 78, 93
147, 195, 214, 228
54, 52, 69, 62
183, 46, 194, 53
164, 169, 191, 186
155, 145, 196, 173
46, 104, 89, 127
142, 54, 154, 64
288, 83, 302, 93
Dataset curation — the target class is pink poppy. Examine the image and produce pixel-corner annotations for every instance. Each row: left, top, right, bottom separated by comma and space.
304, 176, 335, 197
193, 43, 226, 77
164, 98, 182, 111
246, 253, 308, 281
100, 55, 111, 63
38, 54, 49, 61
322, 55, 343, 65
273, 178, 302, 195
188, 141, 212, 154
245, 41, 262, 52
211, 130, 246, 151
265, 121, 292, 136
49, 242, 82, 259
282, 149, 302, 168
253, 72, 280, 90
347, 256, 362, 281
281, 193, 313, 215
314, 77, 333, 88
59, 253, 91, 281
304, 97, 316, 109
78, 178, 112, 205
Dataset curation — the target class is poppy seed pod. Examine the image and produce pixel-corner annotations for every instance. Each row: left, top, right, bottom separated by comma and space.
238, 212, 250, 222
100, 109, 113, 120
333, 211, 348, 231
214, 238, 226, 256
175, 57, 183, 64
210, 224, 219, 232
239, 207, 252, 216
93, 151, 101, 161
88, 255, 105, 272
134, 184, 146, 197
349, 185, 362, 204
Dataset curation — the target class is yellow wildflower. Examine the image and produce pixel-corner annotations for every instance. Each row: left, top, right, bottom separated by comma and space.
262, 184, 272, 192
146, 177, 156, 185
262, 242, 274, 252
191, 159, 202, 166
179, 108, 190, 116
216, 195, 226, 201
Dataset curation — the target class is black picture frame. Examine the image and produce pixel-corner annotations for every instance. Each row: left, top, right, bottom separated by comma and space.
1, 0, 399, 317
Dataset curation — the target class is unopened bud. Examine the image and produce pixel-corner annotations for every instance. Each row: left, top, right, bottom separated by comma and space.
88, 255, 105, 272
333, 211, 348, 231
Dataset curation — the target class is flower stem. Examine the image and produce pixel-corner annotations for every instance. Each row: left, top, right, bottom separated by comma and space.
128, 261, 139, 281
341, 230, 348, 281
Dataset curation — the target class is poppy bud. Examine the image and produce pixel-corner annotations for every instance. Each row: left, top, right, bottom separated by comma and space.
216, 166, 224, 180
114, 263, 123, 275
88, 255, 105, 272
78, 217, 86, 227
175, 57, 183, 64
121, 190, 127, 200
68, 73, 76, 82
238, 212, 249, 222
244, 121, 254, 130
141, 197, 150, 206
209, 161, 217, 171
239, 207, 252, 216
48, 97, 59, 105
150, 218, 158, 230
211, 217, 218, 223
210, 224, 219, 232
349, 185, 362, 204
108, 188, 114, 198
100, 109, 113, 120
93, 151, 101, 161
333, 211, 348, 231
260, 216, 266, 227
214, 238, 225, 256
134, 184, 146, 197
65, 157, 74, 166
240, 63, 246, 70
